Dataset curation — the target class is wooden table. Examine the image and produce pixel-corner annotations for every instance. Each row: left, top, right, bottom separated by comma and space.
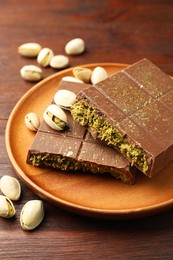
1, 0, 173, 259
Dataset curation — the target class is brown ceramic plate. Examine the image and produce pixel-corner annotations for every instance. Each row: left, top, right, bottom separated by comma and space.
5, 63, 173, 219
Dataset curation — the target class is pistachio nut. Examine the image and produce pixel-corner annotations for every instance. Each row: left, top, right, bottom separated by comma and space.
20, 200, 44, 230
50, 55, 69, 69
73, 67, 92, 83
20, 65, 42, 81
62, 76, 84, 83
18, 42, 42, 57
91, 66, 108, 84
37, 47, 54, 67
54, 89, 76, 110
43, 104, 67, 131
25, 112, 40, 131
65, 38, 85, 55
0, 175, 21, 201
0, 195, 16, 218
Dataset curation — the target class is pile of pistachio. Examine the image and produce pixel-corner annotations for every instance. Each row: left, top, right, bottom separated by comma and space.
18, 38, 86, 81
0, 175, 44, 231
18, 38, 109, 85
25, 64, 108, 132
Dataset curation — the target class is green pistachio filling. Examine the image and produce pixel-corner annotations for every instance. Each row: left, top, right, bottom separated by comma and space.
47, 111, 66, 129
29, 154, 130, 183
71, 99, 148, 174
53, 115, 66, 129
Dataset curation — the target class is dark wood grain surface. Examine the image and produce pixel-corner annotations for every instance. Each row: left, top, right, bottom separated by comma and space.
0, 0, 173, 259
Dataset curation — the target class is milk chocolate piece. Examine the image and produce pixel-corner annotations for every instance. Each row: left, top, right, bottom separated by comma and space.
123, 58, 173, 98
27, 80, 135, 184
71, 59, 173, 177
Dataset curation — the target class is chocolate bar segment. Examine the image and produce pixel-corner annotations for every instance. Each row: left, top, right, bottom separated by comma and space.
71, 59, 173, 177
123, 58, 173, 98
27, 130, 135, 184
27, 80, 135, 184
93, 71, 153, 115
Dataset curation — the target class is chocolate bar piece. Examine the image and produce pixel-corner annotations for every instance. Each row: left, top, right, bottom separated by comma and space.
27, 80, 135, 184
71, 59, 173, 177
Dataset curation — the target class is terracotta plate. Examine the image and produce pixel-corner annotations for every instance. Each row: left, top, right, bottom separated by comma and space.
5, 63, 173, 219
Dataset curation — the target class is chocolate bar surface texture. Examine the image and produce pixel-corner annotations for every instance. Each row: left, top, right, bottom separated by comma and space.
27, 80, 135, 184
71, 58, 173, 177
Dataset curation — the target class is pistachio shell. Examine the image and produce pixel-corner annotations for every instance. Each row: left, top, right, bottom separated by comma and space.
18, 43, 42, 57
73, 67, 92, 83
25, 112, 40, 131
0, 195, 16, 218
54, 89, 76, 110
0, 175, 21, 201
37, 47, 54, 67
20, 200, 44, 230
91, 66, 108, 84
50, 55, 69, 69
62, 76, 84, 83
65, 38, 85, 55
20, 65, 42, 81
43, 104, 67, 131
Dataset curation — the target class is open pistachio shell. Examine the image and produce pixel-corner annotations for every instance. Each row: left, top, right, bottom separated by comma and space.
37, 47, 54, 67
43, 104, 67, 131
25, 112, 40, 131
20, 200, 44, 230
20, 65, 42, 82
0, 195, 16, 218
73, 67, 92, 83
0, 175, 21, 201
54, 89, 76, 110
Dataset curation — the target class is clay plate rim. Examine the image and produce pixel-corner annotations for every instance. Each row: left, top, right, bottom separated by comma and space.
5, 63, 173, 219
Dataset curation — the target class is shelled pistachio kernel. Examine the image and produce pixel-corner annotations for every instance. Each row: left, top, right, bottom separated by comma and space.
43, 104, 67, 131
62, 76, 84, 83
73, 66, 92, 83
37, 47, 54, 67
91, 66, 108, 84
0, 175, 21, 201
20, 200, 44, 230
0, 195, 16, 218
25, 112, 40, 131
54, 89, 76, 110
18, 42, 42, 57
20, 65, 42, 81
65, 38, 85, 55
50, 55, 69, 69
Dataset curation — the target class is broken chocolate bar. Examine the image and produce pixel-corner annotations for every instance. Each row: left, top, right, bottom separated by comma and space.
27, 80, 135, 184
71, 58, 173, 177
